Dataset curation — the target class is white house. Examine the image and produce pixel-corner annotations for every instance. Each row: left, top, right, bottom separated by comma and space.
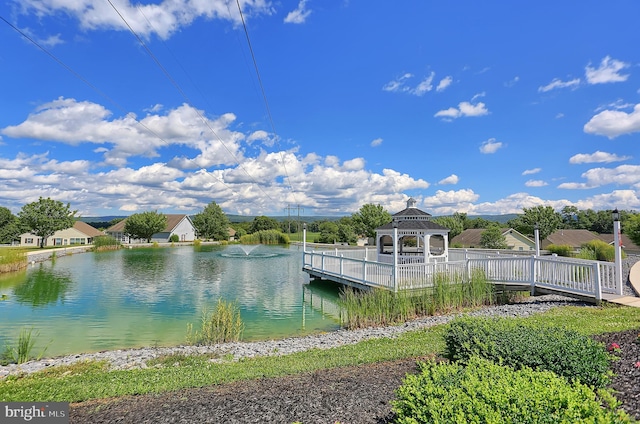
106, 214, 196, 243
20, 221, 105, 247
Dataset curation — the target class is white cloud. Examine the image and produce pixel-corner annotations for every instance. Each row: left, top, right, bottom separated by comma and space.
18, 0, 274, 40
382, 73, 413, 93
435, 101, 489, 120
438, 174, 459, 185
412, 72, 435, 96
522, 168, 541, 175
1, 98, 247, 168
583, 103, 640, 138
556, 113, 565, 119
436, 76, 453, 92
504, 76, 519, 87
585, 56, 630, 84
423, 189, 479, 207
538, 77, 581, 92
284, 0, 312, 24
370, 138, 383, 147
479, 138, 503, 154
569, 151, 631, 164
525, 180, 548, 187
558, 164, 640, 189
383, 72, 438, 96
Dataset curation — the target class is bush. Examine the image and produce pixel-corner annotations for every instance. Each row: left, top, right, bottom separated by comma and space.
92, 235, 120, 251
186, 299, 244, 345
444, 317, 612, 388
239, 230, 290, 245
546, 244, 574, 257
579, 239, 626, 262
392, 357, 630, 423
169, 234, 180, 242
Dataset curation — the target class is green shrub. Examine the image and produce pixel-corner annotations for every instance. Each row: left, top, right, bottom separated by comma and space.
392, 357, 630, 423
0, 248, 28, 272
546, 244, 574, 257
444, 317, 612, 388
92, 235, 120, 251
187, 299, 244, 345
579, 239, 626, 262
239, 230, 289, 245
169, 234, 180, 242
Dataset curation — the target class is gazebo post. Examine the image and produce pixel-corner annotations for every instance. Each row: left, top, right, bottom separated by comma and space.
392, 220, 399, 292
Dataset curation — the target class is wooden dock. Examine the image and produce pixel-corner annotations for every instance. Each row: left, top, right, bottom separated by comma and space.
302, 248, 627, 304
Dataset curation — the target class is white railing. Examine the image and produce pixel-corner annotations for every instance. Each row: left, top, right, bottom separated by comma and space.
302, 248, 623, 300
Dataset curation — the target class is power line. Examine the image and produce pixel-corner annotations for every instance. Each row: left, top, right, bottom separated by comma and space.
234, 0, 299, 204
0, 15, 233, 195
106, 0, 277, 203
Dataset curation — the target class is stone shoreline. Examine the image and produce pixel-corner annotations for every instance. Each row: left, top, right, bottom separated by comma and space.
0, 295, 593, 378
2, 255, 637, 379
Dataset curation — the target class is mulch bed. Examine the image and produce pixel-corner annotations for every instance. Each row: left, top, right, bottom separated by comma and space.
70, 331, 640, 424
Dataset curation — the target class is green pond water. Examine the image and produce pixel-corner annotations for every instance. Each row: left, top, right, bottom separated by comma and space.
0, 244, 342, 358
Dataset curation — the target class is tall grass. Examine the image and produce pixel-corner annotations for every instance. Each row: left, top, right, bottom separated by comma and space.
187, 299, 244, 345
0, 248, 28, 273
339, 269, 496, 329
1, 328, 48, 365
577, 239, 626, 262
92, 235, 121, 252
239, 230, 290, 245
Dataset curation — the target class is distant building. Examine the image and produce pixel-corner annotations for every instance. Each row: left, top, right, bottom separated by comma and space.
541, 229, 605, 253
106, 214, 196, 243
451, 228, 535, 251
20, 221, 104, 247
599, 233, 640, 255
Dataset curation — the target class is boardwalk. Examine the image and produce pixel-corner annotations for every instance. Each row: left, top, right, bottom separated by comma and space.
303, 247, 627, 304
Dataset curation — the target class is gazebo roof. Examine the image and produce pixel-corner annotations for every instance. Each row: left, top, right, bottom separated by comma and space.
377, 220, 448, 231
375, 198, 449, 233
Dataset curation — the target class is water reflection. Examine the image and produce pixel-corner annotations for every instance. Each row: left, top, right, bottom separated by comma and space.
13, 264, 72, 307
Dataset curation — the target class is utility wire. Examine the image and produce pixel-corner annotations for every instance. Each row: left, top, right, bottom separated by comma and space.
234, 0, 299, 204
106, 0, 277, 204
0, 15, 233, 194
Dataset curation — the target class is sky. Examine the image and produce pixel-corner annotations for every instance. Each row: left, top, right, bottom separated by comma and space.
1, 1, 639, 218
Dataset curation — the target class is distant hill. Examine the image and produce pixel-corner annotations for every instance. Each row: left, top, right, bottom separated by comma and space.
78, 214, 520, 225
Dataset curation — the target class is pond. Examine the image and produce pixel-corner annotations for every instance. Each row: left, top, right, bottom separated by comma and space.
0, 244, 342, 358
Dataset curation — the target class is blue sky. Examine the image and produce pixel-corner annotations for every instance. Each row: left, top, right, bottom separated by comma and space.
1, 1, 639, 217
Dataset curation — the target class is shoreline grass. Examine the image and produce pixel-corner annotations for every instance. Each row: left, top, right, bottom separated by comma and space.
2, 303, 640, 403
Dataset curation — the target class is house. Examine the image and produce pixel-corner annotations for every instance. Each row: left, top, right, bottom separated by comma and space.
106, 214, 196, 243
20, 221, 105, 247
600, 233, 640, 255
541, 229, 605, 252
450, 228, 536, 251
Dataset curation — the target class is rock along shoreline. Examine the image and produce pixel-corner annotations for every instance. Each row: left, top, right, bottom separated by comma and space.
0, 295, 593, 378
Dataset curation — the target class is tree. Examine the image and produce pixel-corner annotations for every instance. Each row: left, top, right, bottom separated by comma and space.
627, 213, 640, 247
351, 204, 391, 239
507, 206, 562, 240
124, 211, 167, 243
192, 201, 230, 241
432, 215, 464, 241
249, 216, 279, 233
0, 207, 24, 244
18, 197, 77, 248
318, 221, 340, 243
480, 225, 509, 249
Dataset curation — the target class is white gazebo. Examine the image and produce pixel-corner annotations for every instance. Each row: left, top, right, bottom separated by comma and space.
375, 198, 450, 264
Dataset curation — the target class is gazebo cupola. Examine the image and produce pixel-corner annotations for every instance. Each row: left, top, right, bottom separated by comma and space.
375, 198, 450, 263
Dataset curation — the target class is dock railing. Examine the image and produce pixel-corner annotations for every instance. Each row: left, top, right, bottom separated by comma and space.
302, 247, 622, 300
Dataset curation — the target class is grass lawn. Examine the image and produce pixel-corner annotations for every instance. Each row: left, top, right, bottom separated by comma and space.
2, 303, 640, 402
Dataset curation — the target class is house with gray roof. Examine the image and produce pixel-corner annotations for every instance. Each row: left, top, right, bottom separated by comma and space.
451, 228, 535, 251
106, 214, 196, 243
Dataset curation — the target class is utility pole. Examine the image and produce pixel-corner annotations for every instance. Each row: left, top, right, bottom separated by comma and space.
284, 204, 304, 242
